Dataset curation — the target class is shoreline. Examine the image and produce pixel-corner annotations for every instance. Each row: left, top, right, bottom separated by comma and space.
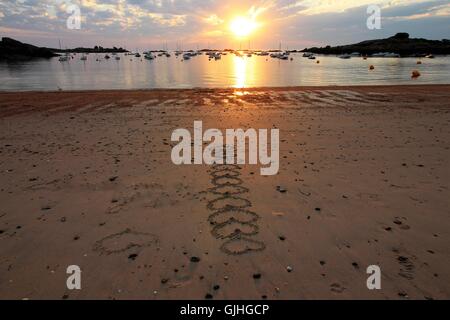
1, 83, 450, 95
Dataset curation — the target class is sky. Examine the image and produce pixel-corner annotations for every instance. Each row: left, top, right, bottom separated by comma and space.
0, 0, 449, 50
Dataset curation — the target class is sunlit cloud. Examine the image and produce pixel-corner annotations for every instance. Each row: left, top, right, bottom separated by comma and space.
204, 14, 224, 26
0, 0, 448, 49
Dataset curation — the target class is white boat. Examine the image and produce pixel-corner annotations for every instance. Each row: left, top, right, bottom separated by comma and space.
339, 54, 351, 59
144, 52, 155, 60
182, 53, 191, 60
59, 54, 69, 62
302, 52, 313, 58
308, 55, 316, 60
384, 52, 400, 57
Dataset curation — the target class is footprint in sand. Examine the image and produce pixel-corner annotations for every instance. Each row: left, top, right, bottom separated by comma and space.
93, 229, 158, 255
397, 255, 415, 280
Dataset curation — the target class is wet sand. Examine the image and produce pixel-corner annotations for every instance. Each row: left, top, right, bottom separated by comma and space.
0, 85, 449, 299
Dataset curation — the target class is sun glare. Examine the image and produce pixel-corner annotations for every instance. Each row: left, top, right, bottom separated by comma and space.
229, 16, 258, 37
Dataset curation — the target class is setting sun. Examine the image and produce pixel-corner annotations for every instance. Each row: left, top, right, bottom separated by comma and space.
229, 16, 258, 37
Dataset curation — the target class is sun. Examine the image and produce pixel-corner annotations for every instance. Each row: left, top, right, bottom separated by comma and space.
229, 16, 258, 37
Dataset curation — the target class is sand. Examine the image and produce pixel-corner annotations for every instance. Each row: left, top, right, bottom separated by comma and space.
0, 85, 449, 299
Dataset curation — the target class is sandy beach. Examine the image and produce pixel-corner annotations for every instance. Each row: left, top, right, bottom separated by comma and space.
0, 85, 449, 300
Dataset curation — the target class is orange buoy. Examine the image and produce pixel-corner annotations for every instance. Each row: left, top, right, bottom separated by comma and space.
411, 70, 421, 78
369, 65, 375, 70
316, 60, 320, 64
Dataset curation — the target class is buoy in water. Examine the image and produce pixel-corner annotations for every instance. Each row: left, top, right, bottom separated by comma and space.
369, 65, 375, 70
411, 70, 421, 78
316, 60, 320, 64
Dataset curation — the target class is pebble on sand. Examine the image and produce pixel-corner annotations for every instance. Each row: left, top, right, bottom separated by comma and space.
128, 253, 138, 260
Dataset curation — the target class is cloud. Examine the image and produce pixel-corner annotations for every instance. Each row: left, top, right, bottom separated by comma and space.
0, 0, 448, 49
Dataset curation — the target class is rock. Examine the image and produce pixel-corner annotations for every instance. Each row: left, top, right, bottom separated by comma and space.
0, 37, 58, 60
128, 253, 138, 260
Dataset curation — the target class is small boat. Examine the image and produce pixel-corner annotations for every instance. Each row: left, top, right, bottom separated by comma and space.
339, 54, 351, 59
104, 54, 110, 59
58, 54, 69, 62
144, 52, 155, 60
80, 54, 87, 61
302, 52, 313, 58
134, 53, 141, 58
384, 52, 400, 58
182, 53, 191, 60
425, 54, 434, 59
308, 55, 316, 60
115, 56, 120, 60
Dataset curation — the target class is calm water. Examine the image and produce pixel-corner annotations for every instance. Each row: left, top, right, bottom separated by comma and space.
0, 53, 449, 91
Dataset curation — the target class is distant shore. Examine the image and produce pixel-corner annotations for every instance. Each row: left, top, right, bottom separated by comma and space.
2, 32, 450, 61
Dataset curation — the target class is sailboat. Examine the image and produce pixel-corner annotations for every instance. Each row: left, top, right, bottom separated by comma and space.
58, 40, 69, 62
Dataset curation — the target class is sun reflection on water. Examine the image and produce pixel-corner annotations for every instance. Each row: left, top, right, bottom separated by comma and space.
233, 55, 247, 88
